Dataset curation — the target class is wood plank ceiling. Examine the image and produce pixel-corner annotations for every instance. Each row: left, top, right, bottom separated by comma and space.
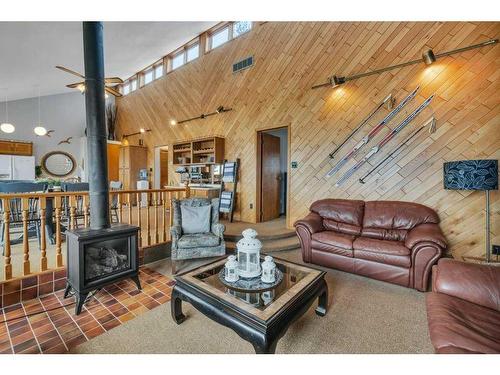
115, 21, 500, 261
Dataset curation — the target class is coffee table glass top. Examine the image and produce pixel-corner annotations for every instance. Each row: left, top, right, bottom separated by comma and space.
176, 256, 324, 322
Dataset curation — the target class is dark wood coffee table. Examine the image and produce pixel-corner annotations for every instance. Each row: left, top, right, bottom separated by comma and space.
171, 255, 328, 354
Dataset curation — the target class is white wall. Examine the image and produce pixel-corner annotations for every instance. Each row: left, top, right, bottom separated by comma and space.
0, 92, 86, 178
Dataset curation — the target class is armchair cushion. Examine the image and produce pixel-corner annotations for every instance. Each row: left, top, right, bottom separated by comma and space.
178, 233, 220, 249
433, 259, 500, 312
405, 223, 447, 250
180, 204, 211, 234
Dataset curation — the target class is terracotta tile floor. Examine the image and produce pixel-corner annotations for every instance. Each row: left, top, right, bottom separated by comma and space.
0, 267, 174, 354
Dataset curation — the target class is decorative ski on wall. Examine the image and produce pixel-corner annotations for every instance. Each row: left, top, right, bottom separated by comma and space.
328, 93, 395, 159
326, 86, 420, 178
359, 116, 436, 184
335, 94, 435, 187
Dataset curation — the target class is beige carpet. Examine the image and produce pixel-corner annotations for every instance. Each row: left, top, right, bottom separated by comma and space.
72, 250, 434, 354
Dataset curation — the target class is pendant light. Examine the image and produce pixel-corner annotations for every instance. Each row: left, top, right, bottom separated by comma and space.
1, 89, 15, 134
34, 85, 47, 136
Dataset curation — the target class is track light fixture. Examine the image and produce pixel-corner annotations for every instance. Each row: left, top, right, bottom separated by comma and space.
173, 105, 233, 125
422, 49, 436, 66
312, 38, 498, 89
122, 128, 151, 139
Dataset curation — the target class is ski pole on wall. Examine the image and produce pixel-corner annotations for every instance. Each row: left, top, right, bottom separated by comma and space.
329, 93, 395, 159
335, 94, 435, 187
358, 116, 436, 184
325, 86, 420, 178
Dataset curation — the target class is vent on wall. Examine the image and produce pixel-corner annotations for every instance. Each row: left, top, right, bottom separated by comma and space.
233, 56, 254, 73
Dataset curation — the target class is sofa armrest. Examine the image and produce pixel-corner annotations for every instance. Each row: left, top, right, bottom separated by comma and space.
433, 258, 500, 312
294, 212, 323, 234
212, 222, 225, 239
406, 223, 447, 250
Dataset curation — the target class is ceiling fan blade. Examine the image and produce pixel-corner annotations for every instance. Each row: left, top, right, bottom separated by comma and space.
66, 82, 85, 88
55, 65, 85, 79
105, 86, 122, 97
105, 77, 124, 84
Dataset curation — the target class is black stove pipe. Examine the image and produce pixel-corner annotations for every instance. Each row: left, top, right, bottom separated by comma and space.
83, 22, 110, 229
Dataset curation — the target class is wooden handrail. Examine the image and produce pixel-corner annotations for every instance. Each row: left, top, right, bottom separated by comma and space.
1, 186, 189, 281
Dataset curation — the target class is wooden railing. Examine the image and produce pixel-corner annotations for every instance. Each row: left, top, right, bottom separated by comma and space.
0, 186, 189, 281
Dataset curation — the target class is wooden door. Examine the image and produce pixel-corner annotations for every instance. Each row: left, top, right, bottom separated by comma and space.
160, 150, 168, 188
107, 143, 120, 182
260, 133, 281, 221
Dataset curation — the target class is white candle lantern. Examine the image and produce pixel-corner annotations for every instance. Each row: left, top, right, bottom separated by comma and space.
236, 228, 262, 278
261, 256, 276, 283
224, 255, 239, 282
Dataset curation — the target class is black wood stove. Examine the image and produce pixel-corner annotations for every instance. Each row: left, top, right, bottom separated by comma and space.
64, 22, 141, 315
65, 224, 141, 314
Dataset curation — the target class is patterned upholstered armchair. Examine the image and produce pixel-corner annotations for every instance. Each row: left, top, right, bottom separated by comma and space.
170, 198, 225, 270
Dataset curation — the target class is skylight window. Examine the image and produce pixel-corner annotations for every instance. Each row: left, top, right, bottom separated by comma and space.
233, 22, 252, 37
154, 64, 163, 79
187, 44, 199, 62
172, 52, 185, 70
211, 27, 229, 49
144, 69, 154, 84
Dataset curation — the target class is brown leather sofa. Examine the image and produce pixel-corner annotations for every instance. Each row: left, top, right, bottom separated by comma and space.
294, 199, 447, 291
426, 258, 500, 353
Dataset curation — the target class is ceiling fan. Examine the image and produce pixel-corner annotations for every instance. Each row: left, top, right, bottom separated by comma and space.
56, 65, 123, 97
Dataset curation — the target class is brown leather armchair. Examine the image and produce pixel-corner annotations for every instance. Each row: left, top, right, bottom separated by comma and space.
294, 199, 447, 291
426, 259, 500, 353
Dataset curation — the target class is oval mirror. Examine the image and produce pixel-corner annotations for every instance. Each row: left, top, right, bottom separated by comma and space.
41, 151, 76, 177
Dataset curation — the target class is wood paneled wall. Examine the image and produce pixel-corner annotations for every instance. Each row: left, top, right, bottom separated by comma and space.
115, 22, 499, 261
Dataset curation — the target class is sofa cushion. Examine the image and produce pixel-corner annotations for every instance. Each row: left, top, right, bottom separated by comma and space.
310, 199, 364, 235
362, 201, 440, 241
426, 292, 500, 354
181, 204, 211, 234
311, 231, 355, 257
353, 237, 411, 268
178, 233, 220, 248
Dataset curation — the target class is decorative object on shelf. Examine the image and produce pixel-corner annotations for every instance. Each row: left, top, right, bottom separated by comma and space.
359, 116, 437, 184
444, 159, 498, 263
55, 65, 123, 97
336, 93, 435, 187
236, 228, 262, 278
1, 89, 15, 134
329, 93, 395, 160
41, 150, 76, 177
218, 265, 283, 292
224, 255, 239, 282
312, 38, 498, 89
174, 105, 232, 125
106, 103, 118, 140
327, 86, 420, 178
261, 256, 277, 283
58, 136, 73, 145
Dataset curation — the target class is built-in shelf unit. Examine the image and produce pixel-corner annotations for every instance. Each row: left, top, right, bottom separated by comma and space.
173, 136, 224, 165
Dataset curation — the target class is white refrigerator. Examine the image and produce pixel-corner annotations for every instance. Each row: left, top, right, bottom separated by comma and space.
0, 155, 36, 181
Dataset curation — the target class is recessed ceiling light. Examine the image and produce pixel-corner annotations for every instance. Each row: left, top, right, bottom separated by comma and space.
170, 119, 177, 126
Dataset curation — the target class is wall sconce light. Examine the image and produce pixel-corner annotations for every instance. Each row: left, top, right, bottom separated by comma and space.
122, 128, 151, 139
312, 38, 498, 89
422, 49, 436, 66
175, 105, 233, 125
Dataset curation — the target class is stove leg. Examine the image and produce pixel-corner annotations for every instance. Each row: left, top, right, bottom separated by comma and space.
75, 292, 89, 315
63, 283, 72, 299
131, 274, 142, 290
